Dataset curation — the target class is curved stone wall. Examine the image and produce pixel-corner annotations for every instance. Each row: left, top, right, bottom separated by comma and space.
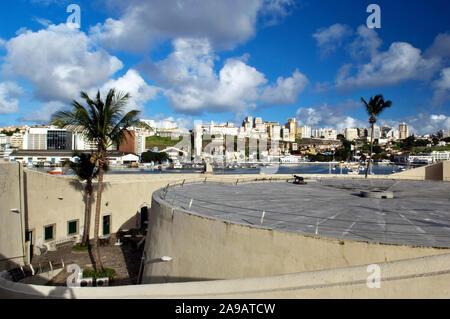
142, 183, 449, 284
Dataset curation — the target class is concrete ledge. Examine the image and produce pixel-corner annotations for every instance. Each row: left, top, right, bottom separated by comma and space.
2, 253, 450, 298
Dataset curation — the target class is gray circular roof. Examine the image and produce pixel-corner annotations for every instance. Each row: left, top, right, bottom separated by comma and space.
160, 179, 450, 248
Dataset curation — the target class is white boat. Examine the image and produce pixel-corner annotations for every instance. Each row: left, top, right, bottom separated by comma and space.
280, 155, 305, 164
171, 162, 183, 169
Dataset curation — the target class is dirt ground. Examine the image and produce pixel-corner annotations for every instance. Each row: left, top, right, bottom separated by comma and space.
31, 239, 144, 286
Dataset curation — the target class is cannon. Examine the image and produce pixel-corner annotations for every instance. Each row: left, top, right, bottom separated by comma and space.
293, 175, 307, 185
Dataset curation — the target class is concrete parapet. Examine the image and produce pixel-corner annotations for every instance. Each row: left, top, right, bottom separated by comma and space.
2, 252, 450, 298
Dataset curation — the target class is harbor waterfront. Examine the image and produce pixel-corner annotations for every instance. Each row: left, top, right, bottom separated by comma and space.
27, 163, 414, 176
1, 161, 450, 298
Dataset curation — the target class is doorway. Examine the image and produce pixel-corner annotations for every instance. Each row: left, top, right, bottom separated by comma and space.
102, 215, 111, 236
140, 207, 148, 230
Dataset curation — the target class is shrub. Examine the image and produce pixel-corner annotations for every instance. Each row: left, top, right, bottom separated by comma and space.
83, 267, 116, 282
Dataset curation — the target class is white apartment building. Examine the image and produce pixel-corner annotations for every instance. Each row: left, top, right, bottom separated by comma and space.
23, 127, 48, 150
281, 128, 290, 141
344, 128, 359, 141
312, 128, 337, 140
0, 134, 10, 146
297, 125, 311, 139
432, 151, 450, 162
399, 122, 409, 140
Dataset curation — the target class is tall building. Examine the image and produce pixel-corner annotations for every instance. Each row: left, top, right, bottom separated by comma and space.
23, 127, 47, 150
119, 130, 136, 154
357, 128, 368, 139
297, 125, 311, 139
47, 130, 72, 150
254, 117, 265, 132
344, 128, 359, 141
438, 130, 450, 139
369, 126, 382, 139
10, 133, 24, 148
243, 116, 253, 131
286, 118, 297, 142
399, 122, 409, 140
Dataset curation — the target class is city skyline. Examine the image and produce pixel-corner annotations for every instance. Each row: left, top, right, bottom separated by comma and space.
0, 1, 449, 135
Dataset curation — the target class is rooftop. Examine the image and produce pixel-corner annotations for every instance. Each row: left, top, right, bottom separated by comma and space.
161, 179, 450, 248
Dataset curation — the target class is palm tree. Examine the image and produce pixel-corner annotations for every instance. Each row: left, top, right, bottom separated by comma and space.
70, 152, 108, 247
52, 89, 141, 272
361, 95, 392, 178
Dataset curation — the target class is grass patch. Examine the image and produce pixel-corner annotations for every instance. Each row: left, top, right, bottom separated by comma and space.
72, 243, 90, 251
83, 267, 116, 281
146, 135, 182, 149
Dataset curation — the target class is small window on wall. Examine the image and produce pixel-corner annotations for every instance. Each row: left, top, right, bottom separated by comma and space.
68, 220, 78, 235
44, 224, 55, 241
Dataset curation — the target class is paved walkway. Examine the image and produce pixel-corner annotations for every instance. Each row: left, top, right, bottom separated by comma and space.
31, 241, 143, 286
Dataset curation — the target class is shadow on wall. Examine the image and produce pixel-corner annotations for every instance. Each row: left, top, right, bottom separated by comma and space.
117, 214, 146, 285
425, 162, 444, 181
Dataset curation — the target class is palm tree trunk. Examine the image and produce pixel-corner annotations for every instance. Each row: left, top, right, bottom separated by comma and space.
365, 123, 374, 179
93, 162, 104, 273
81, 184, 92, 247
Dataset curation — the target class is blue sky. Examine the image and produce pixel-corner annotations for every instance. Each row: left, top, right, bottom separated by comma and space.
0, 0, 449, 134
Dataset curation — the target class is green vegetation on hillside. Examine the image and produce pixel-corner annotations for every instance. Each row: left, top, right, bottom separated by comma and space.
146, 135, 182, 149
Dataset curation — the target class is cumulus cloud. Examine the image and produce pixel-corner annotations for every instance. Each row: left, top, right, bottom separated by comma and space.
98, 69, 161, 112
142, 37, 307, 114
312, 23, 353, 57
2, 24, 123, 103
90, 0, 294, 52
425, 32, 450, 59
336, 42, 441, 90
20, 101, 67, 123
432, 67, 450, 106
147, 115, 193, 132
296, 100, 365, 131
400, 113, 450, 135
348, 25, 382, 59
0, 82, 24, 114
260, 69, 308, 105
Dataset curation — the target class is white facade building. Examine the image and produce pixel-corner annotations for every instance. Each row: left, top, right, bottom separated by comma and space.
344, 128, 359, 141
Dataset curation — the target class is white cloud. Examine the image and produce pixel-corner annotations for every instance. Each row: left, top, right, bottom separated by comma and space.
432, 67, 450, 105
336, 42, 441, 90
260, 69, 309, 105
0, 82, 23, 114
312, 24, 353, 57
20, 101, 66, 123
90, 0, 294, 52
98, 69, 161, 112
148, 115, 193, 132
425, 32, 450, 59
143, 37, 307, 114
2, 24, 123, 103
348, 25, 382, 59
296, 100, 365, 131
400, 113, 450, 135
